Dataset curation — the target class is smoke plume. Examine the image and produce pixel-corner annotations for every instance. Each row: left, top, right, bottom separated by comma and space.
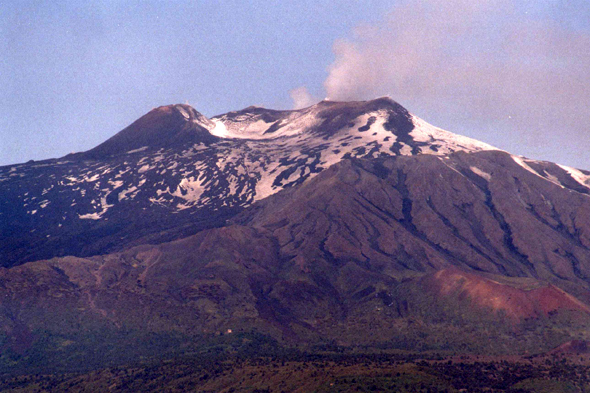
290, 86, 316, 109
323, 0, 590, 167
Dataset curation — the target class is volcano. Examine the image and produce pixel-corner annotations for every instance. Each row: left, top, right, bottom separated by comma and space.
2, 98, 590, 375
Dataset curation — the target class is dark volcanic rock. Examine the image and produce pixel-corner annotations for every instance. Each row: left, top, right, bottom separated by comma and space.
2, 152, 590, 361
236, 151, 590, 292
2, 99, 590, 369
80, 104, 219, 159
0, 98, 498, 267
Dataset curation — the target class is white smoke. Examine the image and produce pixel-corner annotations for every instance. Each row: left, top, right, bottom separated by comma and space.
324, 0, 507, 101
323, 0, 590, 166
290, 86, 315, 109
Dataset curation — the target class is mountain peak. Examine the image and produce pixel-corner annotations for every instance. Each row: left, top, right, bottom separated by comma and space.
317, 96, 398, 108
209, 97, 407, 140
80, 104, 218, 159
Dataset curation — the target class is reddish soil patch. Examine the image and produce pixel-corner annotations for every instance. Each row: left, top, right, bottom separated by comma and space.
423, 268, 590, 320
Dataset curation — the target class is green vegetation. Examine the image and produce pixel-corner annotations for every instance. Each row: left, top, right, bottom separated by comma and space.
316, 373, 456, 393
512, 379, 579, 393
2, 352, 590, 392
0, 328, 294, 376
3, 276, 590, 390
3, 295, 590, 378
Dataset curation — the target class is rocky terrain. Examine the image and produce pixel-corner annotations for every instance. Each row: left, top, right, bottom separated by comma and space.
2, 98, 590, 379
0, 98, 497, 267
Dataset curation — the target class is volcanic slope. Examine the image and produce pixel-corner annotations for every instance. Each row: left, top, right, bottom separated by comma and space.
3, 151, 590, 364
1, 98, 504, 267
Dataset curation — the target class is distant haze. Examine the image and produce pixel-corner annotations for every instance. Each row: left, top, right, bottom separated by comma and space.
2, 0, 589, 169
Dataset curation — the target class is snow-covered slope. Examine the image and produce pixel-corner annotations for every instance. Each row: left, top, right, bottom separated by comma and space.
2, 97, 588, 266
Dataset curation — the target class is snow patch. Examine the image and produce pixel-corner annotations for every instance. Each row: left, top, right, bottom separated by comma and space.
411, 116, 498, 154
209, 120, 230, 138
108, 180, 124, 188
557, 164, 590, 190
470, 166, 491, 181
78, 213, 102, 220
126, 146, 148, 154
78, 192, 113, 220
118, 186, 138, 201
171, 176, 206, 203
177, 106, 190, 119
512, 156, 563, 188
138, 164, 152, 174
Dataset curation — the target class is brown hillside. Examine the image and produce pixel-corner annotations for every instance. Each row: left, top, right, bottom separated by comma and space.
422, 268, 590, 320
3, 152, 590, 362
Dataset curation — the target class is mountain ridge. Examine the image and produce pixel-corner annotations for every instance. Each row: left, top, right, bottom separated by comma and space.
0, 98, 508, 267
2, 97, 590, 374
3, 152, 590, 362
76, 104, 218, 159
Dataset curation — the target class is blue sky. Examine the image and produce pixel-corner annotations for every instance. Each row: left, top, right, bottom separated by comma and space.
2, 0, 589, 169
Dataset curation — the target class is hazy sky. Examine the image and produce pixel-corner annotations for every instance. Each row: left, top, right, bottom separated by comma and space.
2, 0, 589, 169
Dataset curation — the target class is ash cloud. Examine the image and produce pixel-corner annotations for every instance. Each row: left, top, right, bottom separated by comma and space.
323, 0, 590, 168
